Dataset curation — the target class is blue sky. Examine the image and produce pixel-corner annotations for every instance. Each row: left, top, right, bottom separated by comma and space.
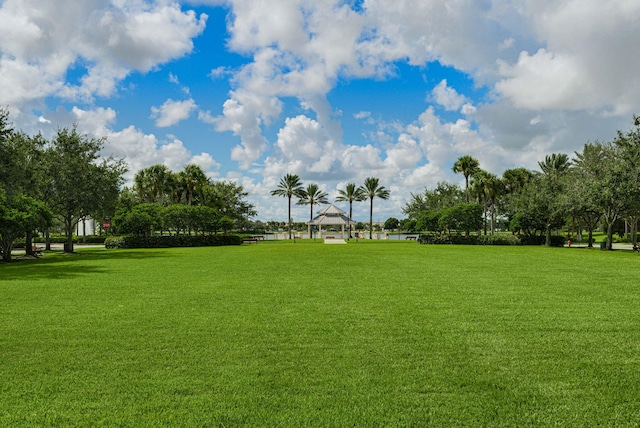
2, 1, 639, 222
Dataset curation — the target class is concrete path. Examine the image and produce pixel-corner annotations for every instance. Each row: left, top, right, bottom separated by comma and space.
324, 239, 347, 244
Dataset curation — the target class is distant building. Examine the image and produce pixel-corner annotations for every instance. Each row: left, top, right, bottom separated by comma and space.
75, 217, 97, 236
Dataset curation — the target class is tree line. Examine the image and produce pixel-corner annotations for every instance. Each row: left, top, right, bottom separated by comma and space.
403, 117, 640, 249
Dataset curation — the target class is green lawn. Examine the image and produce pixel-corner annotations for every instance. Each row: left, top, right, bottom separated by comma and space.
2, 242, 640, 426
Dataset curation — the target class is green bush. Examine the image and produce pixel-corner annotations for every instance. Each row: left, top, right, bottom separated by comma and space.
105, 234, 243, 249
418, 234, 478, 245
475, 235, 521, 245
418, 234, 561, 246
104, 236, 126, 249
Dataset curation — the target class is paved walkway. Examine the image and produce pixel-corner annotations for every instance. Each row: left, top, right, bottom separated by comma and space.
324, 238, 347, 244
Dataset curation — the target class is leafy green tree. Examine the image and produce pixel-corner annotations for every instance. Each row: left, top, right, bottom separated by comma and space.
508, 174, 566, 244
567, 143, 606, 247
416, 210, 441, 233
438, 204, 483, 235
1, 130, 49, 253
501, 167, 534, 234
161, 204, 190, 236
45, 126, 127, 253
335, 182, 365, 238
271, 174, 304, 239
452, 155, 480, 203
297, 183, 328, 237
190, 205, 219, 235
384, 217, 399, 230
113, 203, 164, 237
0, 193, 52, 262
202, 180, 256, 226
359, 177, 390, 239
403, 182, 464, 220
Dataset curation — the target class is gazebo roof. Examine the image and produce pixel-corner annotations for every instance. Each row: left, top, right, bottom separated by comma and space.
307, 204, 356, 226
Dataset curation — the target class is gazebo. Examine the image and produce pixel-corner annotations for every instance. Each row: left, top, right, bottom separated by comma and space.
307, 204, 356, 239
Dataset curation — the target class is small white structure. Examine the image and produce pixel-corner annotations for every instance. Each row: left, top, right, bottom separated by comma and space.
307, 204, 356, 239
75, 216, 97, 236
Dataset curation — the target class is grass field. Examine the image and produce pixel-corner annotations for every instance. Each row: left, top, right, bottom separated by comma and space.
2, 241, 640, 426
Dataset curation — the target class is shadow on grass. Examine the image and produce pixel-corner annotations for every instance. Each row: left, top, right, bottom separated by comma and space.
0, 249, 170, 281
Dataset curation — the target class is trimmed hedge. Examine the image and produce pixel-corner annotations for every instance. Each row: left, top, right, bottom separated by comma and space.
105, 234, 243, 249
418, 234, 565, 246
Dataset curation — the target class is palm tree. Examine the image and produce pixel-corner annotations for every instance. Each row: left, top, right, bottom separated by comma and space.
538, 153, 571, 246
270, 174, 305, 239
336, 183, 365, 238
133, 168, 154, 203
470, 169, 490, 235
452, 155, 480, 203
145, 164, 172, 205
538, 153, 570, 178
180, 164, 208, 205
359, 177, 390, 239
297, 183, 328, 238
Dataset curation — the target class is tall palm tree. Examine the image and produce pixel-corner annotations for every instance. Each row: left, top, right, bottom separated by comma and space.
538, 153, 570, 178
336, 183, 365, 238
483, 173, 504, 235
452, 155, 480, 203
470, 169, 490, 235
180, 164, 208, 205
297, 183, 328, 238
538, 153, 570, 246
133, 168, 154, 203
271, 173, 304, 239
145, 164, 172, 205
359, 177, 390, 239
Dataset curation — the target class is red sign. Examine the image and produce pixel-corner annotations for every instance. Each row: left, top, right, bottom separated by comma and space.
103, 221, 111, 229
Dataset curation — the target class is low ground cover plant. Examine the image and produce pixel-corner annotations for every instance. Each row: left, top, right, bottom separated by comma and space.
1, 242, 639, 426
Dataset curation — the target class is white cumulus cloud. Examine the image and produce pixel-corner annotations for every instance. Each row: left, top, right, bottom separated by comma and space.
151, 98, 197, 127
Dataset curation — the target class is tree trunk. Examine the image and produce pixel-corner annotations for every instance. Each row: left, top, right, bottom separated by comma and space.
25, 230, 34, 256
1, 236, 13, 262
288, 195, 292, 239
65, 215, 75, 253
606, 221, 614, 251
545, 224, 552, 247
369, 198, 373, 239
45, 228, 51, 251
348, 202, 353, 239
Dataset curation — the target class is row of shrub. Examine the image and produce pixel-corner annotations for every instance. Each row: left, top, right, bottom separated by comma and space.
104, 234, 243, 249
418, 234, 566, 247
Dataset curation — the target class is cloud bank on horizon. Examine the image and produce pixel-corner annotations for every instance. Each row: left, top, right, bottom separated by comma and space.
1, 0, 639, 221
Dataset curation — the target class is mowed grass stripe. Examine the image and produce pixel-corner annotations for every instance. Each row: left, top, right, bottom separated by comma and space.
1, 243, 640, 426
